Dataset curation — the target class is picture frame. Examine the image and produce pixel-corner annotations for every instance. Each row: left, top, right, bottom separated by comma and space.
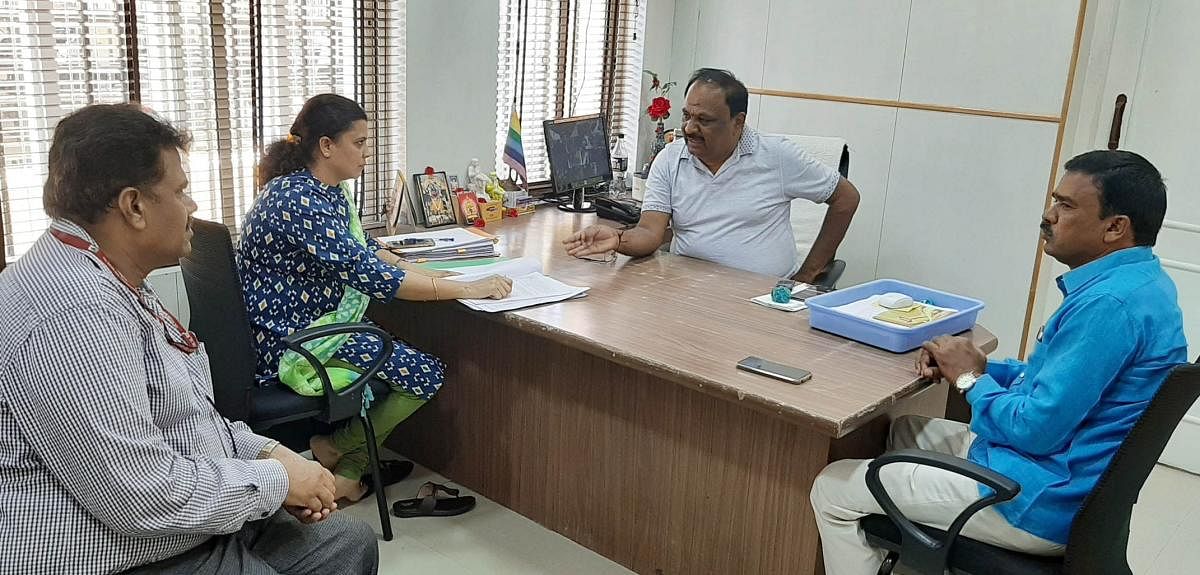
405, 172, 426, 227
412, 170, 457, 227
448, 174, 462, 192
386, 168, 410, 233
456, 189, 480, 224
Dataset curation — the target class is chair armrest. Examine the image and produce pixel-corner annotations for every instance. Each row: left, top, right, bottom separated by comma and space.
812, 259, 845, 290
865, 448, 1020, 572
281, 323, 395, 402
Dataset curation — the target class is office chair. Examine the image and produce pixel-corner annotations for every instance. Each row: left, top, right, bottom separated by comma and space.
179, 219, 395, 541
859, 362, 1200, 574
778, 133, 851, 289
812, 259, 845, 289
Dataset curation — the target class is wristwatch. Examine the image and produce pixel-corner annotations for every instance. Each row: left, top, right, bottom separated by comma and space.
954, 371, 980, 394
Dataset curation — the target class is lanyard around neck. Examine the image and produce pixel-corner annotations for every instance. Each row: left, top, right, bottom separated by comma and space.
51, 228, 199, 354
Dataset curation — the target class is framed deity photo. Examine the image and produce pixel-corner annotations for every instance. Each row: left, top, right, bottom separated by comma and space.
412, 170, 456, 227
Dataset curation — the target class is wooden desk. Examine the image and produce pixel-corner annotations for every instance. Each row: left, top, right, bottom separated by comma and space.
371, 208, 995, 574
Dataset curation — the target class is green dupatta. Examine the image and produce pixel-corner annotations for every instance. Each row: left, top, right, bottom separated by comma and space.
278, 182, 374, 398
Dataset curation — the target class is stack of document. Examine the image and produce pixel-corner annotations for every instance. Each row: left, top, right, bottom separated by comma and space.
378, 228, 500, 262
442, 258, 589, 313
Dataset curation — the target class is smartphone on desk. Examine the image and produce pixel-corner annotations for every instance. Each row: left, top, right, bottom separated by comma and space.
791, 284, 834, 301
736, 356, 813, 385
387, 237, 436, 249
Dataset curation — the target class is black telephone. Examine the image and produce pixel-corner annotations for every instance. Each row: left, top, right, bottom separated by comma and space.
593, 196, 641, 225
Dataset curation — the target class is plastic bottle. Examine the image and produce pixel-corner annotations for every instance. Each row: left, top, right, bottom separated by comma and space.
610, 133, 628, 194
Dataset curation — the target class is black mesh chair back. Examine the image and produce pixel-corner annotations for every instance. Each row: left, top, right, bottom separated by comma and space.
1062, 362, 1200, 573
862, 362, 1200, 574
179, 218, 257, 423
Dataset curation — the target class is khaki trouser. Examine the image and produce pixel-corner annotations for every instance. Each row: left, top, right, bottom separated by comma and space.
810, 415, 1065, 575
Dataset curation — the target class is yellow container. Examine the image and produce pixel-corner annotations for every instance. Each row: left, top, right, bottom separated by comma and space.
479, 200, 503, 222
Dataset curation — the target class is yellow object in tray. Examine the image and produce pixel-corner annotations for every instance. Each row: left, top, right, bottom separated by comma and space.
873, 303, 954, 328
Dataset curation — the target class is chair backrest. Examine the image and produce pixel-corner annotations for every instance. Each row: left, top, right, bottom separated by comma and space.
1064, 363, 1200, 573
774, 133, 850, 280
178, 219, 258, 423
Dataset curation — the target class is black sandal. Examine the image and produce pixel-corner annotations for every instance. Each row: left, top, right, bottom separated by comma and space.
391, 481, 476, 518
357, 459, 415, 500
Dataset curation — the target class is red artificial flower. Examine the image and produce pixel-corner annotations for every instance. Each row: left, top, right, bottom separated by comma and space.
647, 96, 671, 121
473, 218, 486, 228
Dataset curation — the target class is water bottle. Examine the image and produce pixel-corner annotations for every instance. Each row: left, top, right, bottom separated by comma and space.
610, 133, 628, 195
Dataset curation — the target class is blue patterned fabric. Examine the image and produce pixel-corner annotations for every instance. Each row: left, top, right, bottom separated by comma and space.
237, 169, 445, 399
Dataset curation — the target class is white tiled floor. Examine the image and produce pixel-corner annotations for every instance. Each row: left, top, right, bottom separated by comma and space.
338, 454, 633, 575
1129, 464, 1200, 574
342, 455, 1199, 574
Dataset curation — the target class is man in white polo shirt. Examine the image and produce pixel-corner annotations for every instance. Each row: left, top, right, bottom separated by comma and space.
563, 68, 861, 282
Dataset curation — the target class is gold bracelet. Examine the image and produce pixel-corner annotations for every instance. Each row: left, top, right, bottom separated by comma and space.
432, 277, 439, 300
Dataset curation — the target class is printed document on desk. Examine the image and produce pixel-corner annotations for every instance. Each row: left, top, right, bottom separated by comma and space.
378, 227, 498, 259
442, 258, 589, 312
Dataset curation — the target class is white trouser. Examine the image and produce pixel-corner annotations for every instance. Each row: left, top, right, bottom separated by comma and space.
810, 415, 1065, 575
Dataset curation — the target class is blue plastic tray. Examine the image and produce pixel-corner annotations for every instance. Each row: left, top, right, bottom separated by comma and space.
804, 279, 985, 353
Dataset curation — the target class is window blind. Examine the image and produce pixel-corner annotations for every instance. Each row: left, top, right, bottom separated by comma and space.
494, 0, 644, 183
354, 0, 404, 226
0, 0, 128, 262
136, 0, 224, 225
0, 0, 404, 264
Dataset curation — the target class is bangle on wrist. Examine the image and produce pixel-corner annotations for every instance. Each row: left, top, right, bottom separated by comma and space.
431, 277, 440, 300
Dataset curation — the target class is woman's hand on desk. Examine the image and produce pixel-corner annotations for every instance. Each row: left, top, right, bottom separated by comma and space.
397, 273, 509, 301
454, 275, 514, 300
563, 225, 620, 258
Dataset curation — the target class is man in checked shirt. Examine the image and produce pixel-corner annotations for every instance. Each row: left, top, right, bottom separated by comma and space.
0, 104, 378, 574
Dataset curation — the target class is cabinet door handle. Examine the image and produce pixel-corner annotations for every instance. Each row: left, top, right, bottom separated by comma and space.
1108, 94, 1128, 150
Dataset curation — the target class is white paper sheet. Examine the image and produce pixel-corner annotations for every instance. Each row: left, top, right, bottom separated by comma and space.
442, 257, 589, 312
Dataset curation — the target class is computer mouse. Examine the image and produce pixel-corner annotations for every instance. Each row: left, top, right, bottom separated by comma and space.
878, 292, 914, 309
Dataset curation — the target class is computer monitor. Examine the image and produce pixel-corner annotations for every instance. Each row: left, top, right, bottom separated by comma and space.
543, 113, 612, 213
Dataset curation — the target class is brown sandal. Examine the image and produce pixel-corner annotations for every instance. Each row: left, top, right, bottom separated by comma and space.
390, 481, 476, 518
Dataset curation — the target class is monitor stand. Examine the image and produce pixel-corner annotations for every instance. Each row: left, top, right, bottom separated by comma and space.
556, 187, 596, 213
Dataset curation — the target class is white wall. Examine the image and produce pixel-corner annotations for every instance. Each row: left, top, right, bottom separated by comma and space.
406, 0, 500, 184
147, 266, 190, 328
660, 0, 1082, 358
634, 0, 678, 171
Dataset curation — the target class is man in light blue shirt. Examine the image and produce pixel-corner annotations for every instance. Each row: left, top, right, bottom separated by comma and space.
810, 150, 1188, 574
564, 68, 861, 282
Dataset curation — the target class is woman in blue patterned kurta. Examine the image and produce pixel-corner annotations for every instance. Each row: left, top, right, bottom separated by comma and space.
238, 94, 512, 501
